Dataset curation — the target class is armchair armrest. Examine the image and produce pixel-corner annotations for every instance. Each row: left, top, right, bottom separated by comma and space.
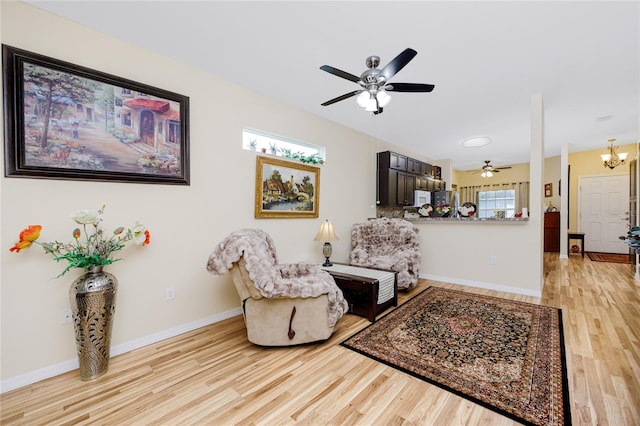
279, 263, 324, 279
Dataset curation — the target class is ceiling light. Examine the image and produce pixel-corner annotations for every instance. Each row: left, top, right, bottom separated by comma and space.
356, 90, 391, 112
481, 170, 493, 178
462, 136, 492, 148
601, 138, 628, 169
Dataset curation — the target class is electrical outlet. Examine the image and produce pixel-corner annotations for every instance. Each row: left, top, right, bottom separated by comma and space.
166, 288, 175, 300
490, 256, 497, 265
60, 308, 73, 324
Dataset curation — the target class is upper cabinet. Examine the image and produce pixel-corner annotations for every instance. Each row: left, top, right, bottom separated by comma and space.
387, 152, 407, 171
377, 151, 446, 206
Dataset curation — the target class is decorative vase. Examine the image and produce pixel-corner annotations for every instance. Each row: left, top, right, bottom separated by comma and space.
69, 266, 118, 381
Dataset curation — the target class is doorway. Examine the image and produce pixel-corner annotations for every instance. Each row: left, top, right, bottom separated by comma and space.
579, 174, 629, 254
140, 110, 155, 147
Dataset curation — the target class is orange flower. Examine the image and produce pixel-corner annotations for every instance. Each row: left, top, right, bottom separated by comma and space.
9, 225, 42, 252
143, 230, 151, 246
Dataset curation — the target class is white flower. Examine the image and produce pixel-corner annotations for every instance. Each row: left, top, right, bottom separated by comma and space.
131, 222, 147, 245
71, 209, 100, 225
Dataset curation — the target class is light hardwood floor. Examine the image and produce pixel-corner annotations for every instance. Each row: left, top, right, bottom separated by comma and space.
2, 254, 639, 425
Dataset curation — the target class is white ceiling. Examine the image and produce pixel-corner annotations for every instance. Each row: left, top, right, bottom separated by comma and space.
27, 1, 639, 171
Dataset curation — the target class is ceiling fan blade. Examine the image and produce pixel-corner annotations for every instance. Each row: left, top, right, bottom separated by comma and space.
380, 48, 417, 82
321, 90, 361, 106
319, 65, 361, 83
386, 83, 435, 92
495, 166, 512, 170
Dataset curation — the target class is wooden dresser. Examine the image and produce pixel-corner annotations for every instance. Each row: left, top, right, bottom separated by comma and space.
544, 211, 560, 252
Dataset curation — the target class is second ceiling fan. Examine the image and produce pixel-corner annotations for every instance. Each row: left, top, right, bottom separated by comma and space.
320, 48, 435, 115
472, 160, 512, 177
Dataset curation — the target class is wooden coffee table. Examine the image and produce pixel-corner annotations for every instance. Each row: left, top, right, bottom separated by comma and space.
322, 264, 397, 322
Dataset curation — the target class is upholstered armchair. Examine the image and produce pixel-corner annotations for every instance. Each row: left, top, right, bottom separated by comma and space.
207, 228, 348, 346
350, 218, 421, 289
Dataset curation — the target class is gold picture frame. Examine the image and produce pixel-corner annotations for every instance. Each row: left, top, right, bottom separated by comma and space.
255, 156, 319, 218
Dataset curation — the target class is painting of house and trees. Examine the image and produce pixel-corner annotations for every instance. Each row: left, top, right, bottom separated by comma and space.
3, 45, 189, 185
255, 156, 319, 218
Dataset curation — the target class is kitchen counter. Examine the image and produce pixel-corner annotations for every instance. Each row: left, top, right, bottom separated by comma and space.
405, 216, 529, 224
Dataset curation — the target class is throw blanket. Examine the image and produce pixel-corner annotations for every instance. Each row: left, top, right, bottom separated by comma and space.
207, 228, 348, 327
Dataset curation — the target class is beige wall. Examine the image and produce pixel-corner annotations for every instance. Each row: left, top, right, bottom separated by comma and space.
543, 155, 562, 212
566, 143, 635, 230
0, 1, 546, 390
1, 2, 380, 386
414, 94, 545, 296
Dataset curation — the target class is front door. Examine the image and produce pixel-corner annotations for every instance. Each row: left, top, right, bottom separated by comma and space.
140, 110, 155, 147
579, 174, 629, 254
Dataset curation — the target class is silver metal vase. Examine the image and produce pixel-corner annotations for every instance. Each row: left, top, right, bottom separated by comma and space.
69, 266, 118, 381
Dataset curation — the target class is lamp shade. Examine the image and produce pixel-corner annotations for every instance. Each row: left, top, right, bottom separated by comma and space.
356, 91, 391, 111
377, 90, 391, 107
313, 220, 339, 242
356, 91, 373, 109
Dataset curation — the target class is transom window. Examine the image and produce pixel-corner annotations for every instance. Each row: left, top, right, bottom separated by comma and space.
242, 128, 325, 164
478, 190, 516, 218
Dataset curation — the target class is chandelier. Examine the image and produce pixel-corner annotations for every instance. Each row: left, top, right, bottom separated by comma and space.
601, 138, 628, 169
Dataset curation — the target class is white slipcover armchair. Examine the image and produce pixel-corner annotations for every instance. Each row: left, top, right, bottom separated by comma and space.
207, 229, 348, 346
350, 218, 421, 289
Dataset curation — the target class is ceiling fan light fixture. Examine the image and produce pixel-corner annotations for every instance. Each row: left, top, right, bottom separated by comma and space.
481, 170, 493, 178
321, 48, 431, 113
357, 90, 391, 111
462, 136, 492, 148
356, 91, 371, 108
377, 90, 391, 107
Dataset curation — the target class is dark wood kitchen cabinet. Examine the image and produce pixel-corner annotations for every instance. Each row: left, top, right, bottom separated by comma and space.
378, 168, 415, 206
377, 151, 445, 206
385, 152, 407, 171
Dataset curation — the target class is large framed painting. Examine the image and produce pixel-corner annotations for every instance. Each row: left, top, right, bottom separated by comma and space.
2, 44, 190, 185
255, 156, 319, 218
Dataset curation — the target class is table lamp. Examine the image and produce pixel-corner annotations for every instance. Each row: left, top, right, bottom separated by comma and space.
313, 220, 339, 266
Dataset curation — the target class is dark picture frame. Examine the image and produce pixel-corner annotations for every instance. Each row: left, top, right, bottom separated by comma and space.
255, 156, 319, 218
545, 182, 552, 197
2, 45, 190, 185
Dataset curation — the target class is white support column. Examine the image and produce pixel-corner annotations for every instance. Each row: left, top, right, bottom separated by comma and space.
559, 144, 569, 259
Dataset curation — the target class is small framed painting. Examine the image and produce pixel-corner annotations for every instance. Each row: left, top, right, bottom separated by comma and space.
255, 156, 319, 218
544, 183, 553, 197
2, 44, 190, 185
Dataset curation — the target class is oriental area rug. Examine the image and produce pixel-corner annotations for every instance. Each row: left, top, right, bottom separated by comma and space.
586, 252, 632, 264
341, 287, 571, 426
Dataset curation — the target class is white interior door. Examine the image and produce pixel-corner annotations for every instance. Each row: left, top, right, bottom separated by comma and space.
579, 174, 629, 254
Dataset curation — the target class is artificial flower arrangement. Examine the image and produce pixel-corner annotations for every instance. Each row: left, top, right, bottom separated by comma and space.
10, 205, 150, 277
435, 203, 451, 217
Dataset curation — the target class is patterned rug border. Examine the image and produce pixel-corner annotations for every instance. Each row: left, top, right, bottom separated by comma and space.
586, 252, 632, 264
341, 287, 572, 426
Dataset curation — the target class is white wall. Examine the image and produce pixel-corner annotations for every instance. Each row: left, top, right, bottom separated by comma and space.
0, 1, 545, 391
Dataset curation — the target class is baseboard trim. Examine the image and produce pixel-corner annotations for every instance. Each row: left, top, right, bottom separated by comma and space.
1, 307, 242, 394
420, 273, 542, 298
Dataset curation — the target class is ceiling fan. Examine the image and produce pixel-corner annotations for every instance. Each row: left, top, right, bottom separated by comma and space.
319, 48, 435, 115
471, 160, 512, 177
